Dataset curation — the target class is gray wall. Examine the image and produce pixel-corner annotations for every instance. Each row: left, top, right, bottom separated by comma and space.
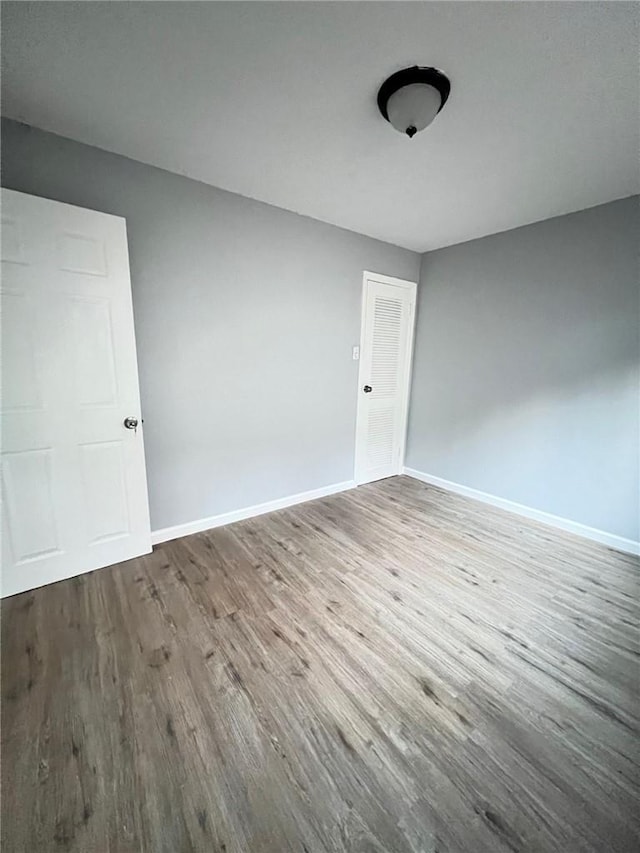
407, 197, 640, 541
4, 118, 637, 542
1, 119, 420, 531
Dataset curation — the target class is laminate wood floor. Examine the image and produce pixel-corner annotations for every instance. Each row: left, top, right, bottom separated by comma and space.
2, 476, 639, 853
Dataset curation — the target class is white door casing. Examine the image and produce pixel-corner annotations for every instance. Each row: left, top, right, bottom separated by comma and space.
354, 271, 417, 485
1, 189, 151, 597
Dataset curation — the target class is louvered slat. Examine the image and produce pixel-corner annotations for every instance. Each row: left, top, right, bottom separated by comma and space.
370, 296, 403, 396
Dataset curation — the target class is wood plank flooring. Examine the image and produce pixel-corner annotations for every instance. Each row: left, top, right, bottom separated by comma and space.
2, 476, 639, 852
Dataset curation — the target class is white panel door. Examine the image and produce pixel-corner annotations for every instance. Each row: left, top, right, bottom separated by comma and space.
354, 272, 417, 485
1, 188, 151, 597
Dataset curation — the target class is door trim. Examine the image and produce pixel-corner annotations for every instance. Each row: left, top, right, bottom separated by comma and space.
354, 271, 418, 485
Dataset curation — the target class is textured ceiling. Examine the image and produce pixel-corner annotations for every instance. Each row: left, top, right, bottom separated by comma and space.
2, 1, 638, 251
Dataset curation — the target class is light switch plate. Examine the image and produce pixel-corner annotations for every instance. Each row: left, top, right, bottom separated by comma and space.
352, 346, 360, 361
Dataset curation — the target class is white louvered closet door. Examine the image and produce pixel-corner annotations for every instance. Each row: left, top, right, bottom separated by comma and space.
354, 273, 417, 485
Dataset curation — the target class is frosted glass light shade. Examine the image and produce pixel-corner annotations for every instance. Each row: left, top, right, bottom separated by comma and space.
386, 83, 442, 136
377, 67, 450, 138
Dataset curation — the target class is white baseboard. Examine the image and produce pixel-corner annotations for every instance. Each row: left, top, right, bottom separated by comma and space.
402, 467, 640, 557
151, 479, 356, 546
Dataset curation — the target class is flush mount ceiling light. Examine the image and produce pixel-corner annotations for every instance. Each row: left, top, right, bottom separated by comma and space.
377, 66, 451, 138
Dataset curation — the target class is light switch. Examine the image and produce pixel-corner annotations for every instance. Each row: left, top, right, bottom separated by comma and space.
352, 346, 360, 361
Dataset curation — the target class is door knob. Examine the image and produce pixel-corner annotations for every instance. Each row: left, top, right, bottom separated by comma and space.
363, 385, 372, 393
123, 417, 139, 431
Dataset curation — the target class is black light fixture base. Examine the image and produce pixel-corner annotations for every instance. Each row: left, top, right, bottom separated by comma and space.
377, 66, 451, 123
